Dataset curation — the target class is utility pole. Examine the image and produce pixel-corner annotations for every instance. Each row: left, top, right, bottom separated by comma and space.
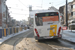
66, 0, 68, 28
6, 6, 8, 28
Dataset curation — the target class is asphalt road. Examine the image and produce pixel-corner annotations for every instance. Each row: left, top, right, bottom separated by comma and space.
0, 28, 75, 50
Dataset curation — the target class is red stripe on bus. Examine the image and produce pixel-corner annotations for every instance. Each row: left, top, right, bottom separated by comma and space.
58, 27, 61, 37
35, 28, 40, 37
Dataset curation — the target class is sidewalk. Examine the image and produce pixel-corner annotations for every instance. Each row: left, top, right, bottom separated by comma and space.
0, 29, 29, 44
62, 30, 75, 42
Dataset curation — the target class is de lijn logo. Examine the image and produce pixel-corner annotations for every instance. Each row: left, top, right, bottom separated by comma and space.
47, 27, 55, 30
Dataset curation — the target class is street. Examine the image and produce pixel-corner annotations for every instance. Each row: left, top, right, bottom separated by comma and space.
0, 28, 74, 50
0, 0, 75, 50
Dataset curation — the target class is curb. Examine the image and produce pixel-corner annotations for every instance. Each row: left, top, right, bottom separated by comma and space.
0, 29, 29, 44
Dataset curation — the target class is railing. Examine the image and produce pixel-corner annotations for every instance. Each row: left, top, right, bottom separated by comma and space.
0, 27, 28, 38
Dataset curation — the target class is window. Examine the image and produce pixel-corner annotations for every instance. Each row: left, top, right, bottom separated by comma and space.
35, 12, 59, 26
71, 5, 73, 9
73, 12, 75, 16
73, 4, 75, 8
71, 12, 73, 16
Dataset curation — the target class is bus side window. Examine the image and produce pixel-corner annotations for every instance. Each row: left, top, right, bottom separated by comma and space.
35, 17, 43, 26
38, 17, 43, 26
36, 18, 39, 26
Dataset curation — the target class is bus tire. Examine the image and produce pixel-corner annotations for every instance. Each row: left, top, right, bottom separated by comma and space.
35, 36, 39, 40
38, 39, 41, 42
59, 34, 62, 39
35, 36, 41, 42
54, 38, 58, 41
35, 38, 40, 42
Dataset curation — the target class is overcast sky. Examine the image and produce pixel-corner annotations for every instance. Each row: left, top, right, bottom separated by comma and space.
6, 0, 73, 21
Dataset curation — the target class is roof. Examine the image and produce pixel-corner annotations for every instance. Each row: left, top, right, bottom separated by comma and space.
48, 6, 58, 12
29, 9, 58, 18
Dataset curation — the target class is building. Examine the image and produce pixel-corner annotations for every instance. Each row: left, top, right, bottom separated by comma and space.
0, 0, 8, 28
59, 0, 75, 25
71, 0, 75, 19
59, 6, 65, 24
48, 6, 58, 12
0, 0, 12, 28
59, 6, 64, 14
64, 2, 72, 25
29, 6, 37, 26
59, 2, 72, 25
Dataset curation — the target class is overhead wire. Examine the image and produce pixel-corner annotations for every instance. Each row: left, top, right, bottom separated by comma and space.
8, 7, 28, 11
10, 13, 29, 15
9, 0, 29, 16
18, 0, 42, 8
18, 0, 28, 8
54, 0, 66, 6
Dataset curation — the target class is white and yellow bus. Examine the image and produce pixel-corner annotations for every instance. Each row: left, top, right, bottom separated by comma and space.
34, 10, 62, 40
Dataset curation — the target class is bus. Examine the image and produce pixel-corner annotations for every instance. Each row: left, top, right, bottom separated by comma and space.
33, 10, 62, 40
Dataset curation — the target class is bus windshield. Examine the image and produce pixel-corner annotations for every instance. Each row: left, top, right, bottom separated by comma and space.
35, 12, 59, 26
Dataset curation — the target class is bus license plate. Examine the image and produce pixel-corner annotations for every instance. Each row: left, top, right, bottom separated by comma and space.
44, 36, 53, 39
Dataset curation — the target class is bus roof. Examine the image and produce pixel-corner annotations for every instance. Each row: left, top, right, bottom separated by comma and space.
35, 10, 59, 14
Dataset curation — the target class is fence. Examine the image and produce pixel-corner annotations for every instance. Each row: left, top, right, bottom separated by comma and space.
0, 27, 28, 38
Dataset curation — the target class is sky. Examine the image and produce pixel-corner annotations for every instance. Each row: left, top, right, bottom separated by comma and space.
6, 0, 73, 21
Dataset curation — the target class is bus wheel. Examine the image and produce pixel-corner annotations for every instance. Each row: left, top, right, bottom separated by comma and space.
38, 39, 42, 42
54, 38, 58, 41
35, 36, 39, 41
35, 38, 40, 41
59, 34, 62, 39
